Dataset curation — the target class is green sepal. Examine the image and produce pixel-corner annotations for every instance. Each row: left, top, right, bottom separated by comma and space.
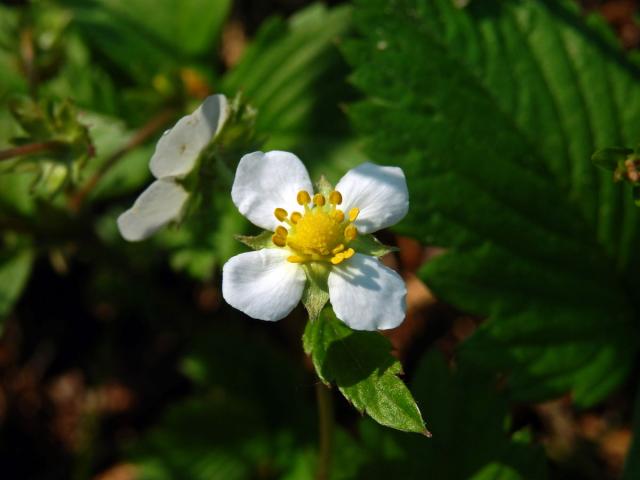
350, 234, 397, 258
234, 231, 275, 250
301, 263, 330, 321
592, 146, 633, 171
303, 307, 428, 435
315, 175, 334, 196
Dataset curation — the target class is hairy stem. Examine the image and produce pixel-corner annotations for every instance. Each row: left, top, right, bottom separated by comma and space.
0, 140, 64, 162
315, 381, 334, 480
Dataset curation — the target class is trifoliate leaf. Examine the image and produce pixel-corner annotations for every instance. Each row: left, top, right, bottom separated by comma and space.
303, 307, 426, 434
345, 0, 640, 406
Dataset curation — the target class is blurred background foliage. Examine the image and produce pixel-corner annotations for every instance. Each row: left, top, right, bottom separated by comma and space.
0, 0, 640, 479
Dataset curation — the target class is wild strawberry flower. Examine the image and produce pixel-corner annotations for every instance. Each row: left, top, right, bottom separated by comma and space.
222, 151, 409, 331
117, 94, 229, 241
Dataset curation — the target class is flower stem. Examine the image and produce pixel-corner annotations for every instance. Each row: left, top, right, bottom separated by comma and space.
315, 381, 334, 480
0, 140, 64, 162
68, 107, 176, 212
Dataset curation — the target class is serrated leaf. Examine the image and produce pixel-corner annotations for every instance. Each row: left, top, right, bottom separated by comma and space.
355, 350, 548, 480
221, 4, 361, 180
303, 307, 426, 434
345, 0, 640, 406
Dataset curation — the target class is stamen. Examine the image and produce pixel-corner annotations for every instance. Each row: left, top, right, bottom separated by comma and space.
290, 212, 302, 224
272, 234, 286, 247
332, 210, 345, 222
330, 253, 344, 265
285, 188, 362, 264
297, 190, 311, 205
274, 208, 288, 222
344, 224, 357, 241
329, 191, 342, 205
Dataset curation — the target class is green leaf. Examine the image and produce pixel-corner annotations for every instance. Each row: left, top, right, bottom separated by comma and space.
345, 0, 640, 406
355, 350, 548, 480
132, 325, 315, 480
303, 307, 426, 434
0, 246, 34, 330
63, 0, 231, 80
222, 4, 361, 180
592, 146, 633, 171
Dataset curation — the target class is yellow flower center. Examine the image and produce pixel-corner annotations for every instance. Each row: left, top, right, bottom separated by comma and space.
272, 189, 359, 264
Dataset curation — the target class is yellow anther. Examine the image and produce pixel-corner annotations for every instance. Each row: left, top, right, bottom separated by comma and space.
332, 210, 345, 222
332, 244, 345, 254
343, 248, 355, 259
272, 234, 286, 247
290, 212, 302, 224
330, 253, 345, 265
287, 255, 306, 263
349, 207, 360, 222
275, 226, 288, 238
274, 208, 288, 222
313, 193, 326, 206
344, 224, 357, 241
297, 190, 311, 205
329, 191, 343, 205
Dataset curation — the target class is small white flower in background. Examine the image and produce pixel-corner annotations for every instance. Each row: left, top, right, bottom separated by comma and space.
117, 94, 229, 241
222, 151, 409, 331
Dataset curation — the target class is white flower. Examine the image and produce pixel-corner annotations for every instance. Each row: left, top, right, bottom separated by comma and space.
222, 151, 409, 331
117, 94, 229, 241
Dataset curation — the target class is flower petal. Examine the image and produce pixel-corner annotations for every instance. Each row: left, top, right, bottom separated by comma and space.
117, 179, 189, 241
222, 248, 306, 321
328, 253, 407, 331
231, 151, 313, 231
335, 162, 409, 233
150, 94, 229, 179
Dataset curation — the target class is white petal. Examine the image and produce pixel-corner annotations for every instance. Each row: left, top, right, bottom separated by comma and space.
150, 94, 229, 179
117, 179, 189, 241
328, 253, 407, 331
222, 248, 306, 321
231, 151, 313, 231
335, 162, 409, 233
